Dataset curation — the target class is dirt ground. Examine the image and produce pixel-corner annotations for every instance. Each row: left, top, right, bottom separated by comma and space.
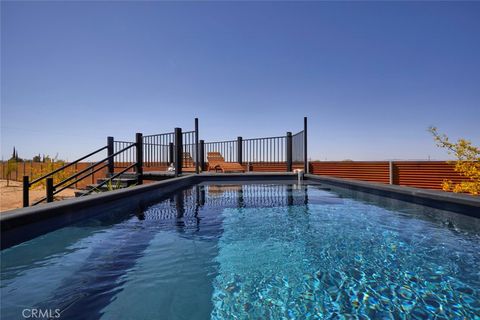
0, 179, 76, 212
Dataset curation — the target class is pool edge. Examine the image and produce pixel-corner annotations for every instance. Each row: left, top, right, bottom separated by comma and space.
305, 174, 480, 218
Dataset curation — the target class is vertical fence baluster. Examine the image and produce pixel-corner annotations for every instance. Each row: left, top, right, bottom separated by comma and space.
269, 138, 271, 162
249, 140, 252, 163
200, 140, 205, 171
263, 139, 266, 163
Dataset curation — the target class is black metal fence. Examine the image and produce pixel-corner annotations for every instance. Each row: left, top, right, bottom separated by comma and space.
292, 130, 304, 164
22, 117, 308, 206
142, 132, 174, 168
113, 140, 136, 168
182, 130, 197, 170
204, 140, 238, 162
200, 117, 307, 169
112, 121, 199, 174
243, 136, 286, 163
23, 137, 139, 207
202, 136, 287, 164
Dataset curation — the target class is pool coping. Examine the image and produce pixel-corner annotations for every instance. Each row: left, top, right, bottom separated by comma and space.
0, 175, 197, 248
1, 172, 479, 249
305, 174, 480, 217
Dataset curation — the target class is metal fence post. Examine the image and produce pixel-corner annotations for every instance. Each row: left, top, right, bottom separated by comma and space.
23, 176, 29, 207
286, 132, 292, 172
136, 133, 143, 185
195, 118, 199, 174
304, 116, 308, 173
46, 177, 54, 203
107, 136, 114, 176
237, 136, 243, 165
174, 128, 183, 176
199, 140, 205, 171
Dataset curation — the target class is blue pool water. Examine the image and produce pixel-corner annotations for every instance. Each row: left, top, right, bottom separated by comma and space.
1, 182, 479, 319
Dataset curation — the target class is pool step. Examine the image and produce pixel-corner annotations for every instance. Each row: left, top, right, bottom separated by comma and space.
85, 177, 138, 190
95, 177, 138, 188
74, 175, 138, 197
74, 190, 90, 197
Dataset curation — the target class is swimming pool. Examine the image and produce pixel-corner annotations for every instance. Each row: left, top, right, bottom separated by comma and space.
1, 181, 479, 319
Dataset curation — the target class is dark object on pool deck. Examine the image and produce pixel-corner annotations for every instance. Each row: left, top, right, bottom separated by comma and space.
207, 152, 245, 173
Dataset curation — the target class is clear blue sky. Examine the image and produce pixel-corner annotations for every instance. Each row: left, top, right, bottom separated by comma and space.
1, 1, 479, 161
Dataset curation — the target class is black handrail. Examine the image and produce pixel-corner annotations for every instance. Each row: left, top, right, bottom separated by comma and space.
32, 163, 109, 206
54, 163, 108, 195
243, 135, 285, 141
29, 143, 136, 206
29, 146, 107, 186
53, 143, 135, 189
143, 132, 174, 138
23, 120, 207, 207
204, 139, 237, 144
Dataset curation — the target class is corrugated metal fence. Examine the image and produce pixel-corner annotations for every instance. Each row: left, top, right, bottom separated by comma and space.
309, 161, 467, 190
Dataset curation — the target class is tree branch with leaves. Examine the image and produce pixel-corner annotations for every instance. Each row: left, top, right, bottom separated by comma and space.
428, 127, 479, 195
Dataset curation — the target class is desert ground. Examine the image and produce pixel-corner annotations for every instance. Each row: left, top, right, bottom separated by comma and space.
0, 179, 75, 212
